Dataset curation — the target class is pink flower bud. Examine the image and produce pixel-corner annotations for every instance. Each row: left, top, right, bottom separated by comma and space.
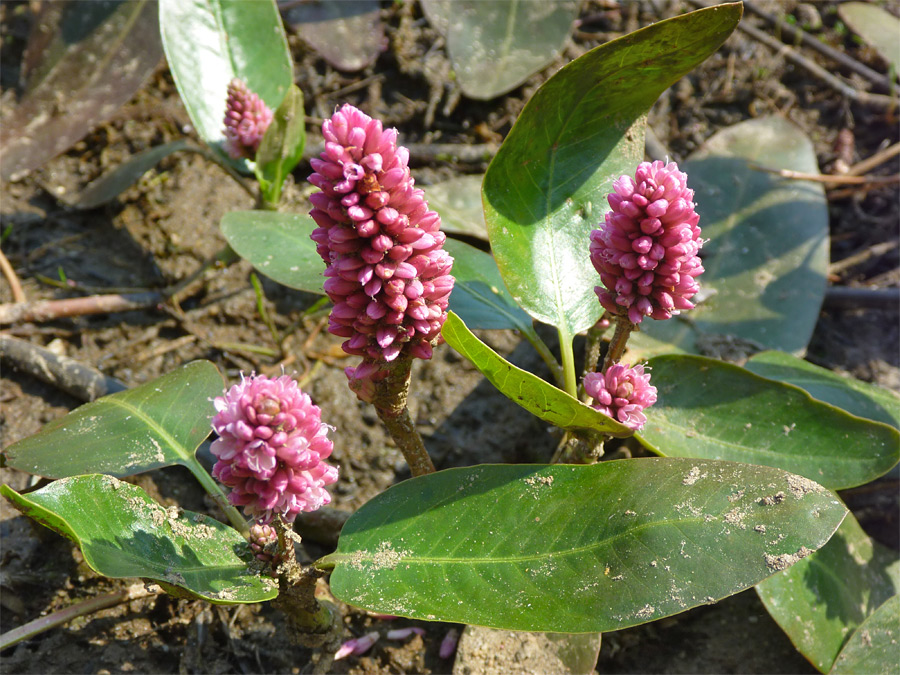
308, 104, 455, 395
222, 79, 273, 160
583, 363, 657, 431
210, 374, 338, 523
440, 628, 460, 659
335, 631, 380, 660
590, 161, 703, 324
386, 627, 426, 640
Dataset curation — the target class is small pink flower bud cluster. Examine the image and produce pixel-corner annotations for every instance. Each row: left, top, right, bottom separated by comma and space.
308, 104, 454, 389
583, 363, 657, 431
248, 522, 278, 563
590, 161, 703, 324
222, 78, 273, 160
211, 374, 338, 524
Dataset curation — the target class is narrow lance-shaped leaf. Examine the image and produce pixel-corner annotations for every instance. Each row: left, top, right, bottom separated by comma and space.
1, 476, 277, 604
636, 355, 900, 490
830, 595, 900, 675
483, 3, 742, 338
321, 458, 847, 633
441, 312, 630, 437
2, 361, 223, 479
220, 211, 325, 294
745, 350, 900, 430
159, 0, 292, 156
757, 510, 900, 673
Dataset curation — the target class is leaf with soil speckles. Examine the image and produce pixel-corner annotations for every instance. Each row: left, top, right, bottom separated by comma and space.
629, 117, 829, 359
220, 211, 325, 294
636, 355, 900, 490
441, 312, 630, 437
830, 595, 900, 675
482, 3, 742, 346
745, 351, 900, 430
2, 361, 223, 481
0, 1, 162, 181
320, 459, 846, 633
757, 510, 900, 673
284, 0, 384, 72
1, 476, 276, 604
159, 0, 292, 162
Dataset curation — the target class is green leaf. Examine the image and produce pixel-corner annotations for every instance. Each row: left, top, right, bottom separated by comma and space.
283, 0, 383, 72
159, 0, 293, 156
838, 3, 900, 74
255, 84, 306, 205
1, 476, 277, 604
322, 458, 847, 633
69, 140, 189, 210
757, 510, 900, 673
420, 0, 580, 100
443, 239, 533, 333
220, 211, 325, 294
482, 3, 742, 340
830, 595, 900, 675
2, 361, 223, 479
631, 116, 829, 358
636, 355, 900, 490
746, 351, 900, 430
441, 312, 630, 437
427, 175, 488, 240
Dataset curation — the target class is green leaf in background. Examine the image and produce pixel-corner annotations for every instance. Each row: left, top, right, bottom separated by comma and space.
426, 175, 488, 240
255, 84, 306, 206
636, 355, 900, 490
420, 0, 579, 100
69, 140, 190, 210
159, 0, 292, 156
630, 116, 829, 359
757, 510, 900, 673
441, 312, 630, 437
0, 0, 162, 181
830, 595, 900, 675
1, 476, 277, 604
483, 3, 742, 340
2, 361, 223, 481
838, 3, 900, 74
220, 211, 325, 294
283, 0, 383, 73
746, 351, 900, 430
322, 459, 846, 633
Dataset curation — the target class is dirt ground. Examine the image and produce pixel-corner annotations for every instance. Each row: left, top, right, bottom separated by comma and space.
1, 1, 898, 673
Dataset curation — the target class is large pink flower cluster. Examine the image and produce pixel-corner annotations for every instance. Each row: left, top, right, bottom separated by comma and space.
210, 374, 337, 523
590, 161, 703, 324
308, 104, 454, 388
583, 363, 657, 431
222, 78, 273, 160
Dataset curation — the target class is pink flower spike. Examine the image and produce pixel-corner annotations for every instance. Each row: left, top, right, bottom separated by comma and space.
308, 104, 455, 396
210, 374, 338, 523
590, 161, 702, 324
440, 628, 460, 659
222, 78, 273, 160
386, 627, 426, 640
583, 363, 657, 431
335, 632, 380, 660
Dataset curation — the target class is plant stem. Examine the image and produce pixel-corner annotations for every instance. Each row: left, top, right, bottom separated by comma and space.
372, 358, 436, 476
186, 463, 249, 536
520, 328, 564, 389
557, 327, 578, 399
582, 312, 612, 385
601, 316, 636, 372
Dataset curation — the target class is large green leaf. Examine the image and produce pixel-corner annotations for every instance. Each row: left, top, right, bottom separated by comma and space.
631, 117, 829, 358
159, 0, 292, 155
427, 175, 488, 240
757, 511, 900, 673
421, 0, 579, 100
830, 595, 900, 675
838, 3, 900, 74
636, 355, 900, 490
220, 211, 325, 294
321, 459, 846, 633
482, 3, 742, 340
441, 312, 630, 437
1, 476, 276, 604
2, 361, 223, 479
746, 351, 900, 430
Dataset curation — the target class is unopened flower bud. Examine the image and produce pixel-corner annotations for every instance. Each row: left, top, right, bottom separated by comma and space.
222, 78, 273, 160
